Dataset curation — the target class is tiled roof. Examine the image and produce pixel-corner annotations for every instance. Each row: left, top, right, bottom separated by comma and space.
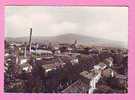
61, 80, 89, 93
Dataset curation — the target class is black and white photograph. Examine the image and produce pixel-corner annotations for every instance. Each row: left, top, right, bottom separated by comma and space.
4, 6, 128, 93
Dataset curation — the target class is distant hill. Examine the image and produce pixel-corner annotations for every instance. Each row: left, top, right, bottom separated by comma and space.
6, 33, 127, 48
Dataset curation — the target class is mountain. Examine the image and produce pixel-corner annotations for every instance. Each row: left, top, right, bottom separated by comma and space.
6, 33, 127, 48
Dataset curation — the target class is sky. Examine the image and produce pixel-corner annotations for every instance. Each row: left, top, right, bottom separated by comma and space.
5, 6, 128, 43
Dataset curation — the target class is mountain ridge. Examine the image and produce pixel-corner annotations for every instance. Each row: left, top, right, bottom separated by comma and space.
6, 33, 127, 48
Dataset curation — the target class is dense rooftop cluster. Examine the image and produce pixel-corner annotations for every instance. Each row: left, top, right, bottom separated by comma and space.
4, 39, 128, 93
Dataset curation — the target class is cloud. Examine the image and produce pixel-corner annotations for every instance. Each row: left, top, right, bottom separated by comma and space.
5, 6, 128, 43
49, 22, 78, 35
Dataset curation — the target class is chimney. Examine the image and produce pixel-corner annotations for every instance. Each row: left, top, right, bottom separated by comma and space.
74, 40, 77, 48
29, 28, 32, 54
14, 46, 20, 74
24, 42, 27, 58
